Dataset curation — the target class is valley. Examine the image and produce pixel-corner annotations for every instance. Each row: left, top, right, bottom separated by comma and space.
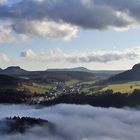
1, 64, 140, 107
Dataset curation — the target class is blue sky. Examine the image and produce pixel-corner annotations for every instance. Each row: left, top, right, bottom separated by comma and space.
0, 0, 140, 70
1, 28, 140, 56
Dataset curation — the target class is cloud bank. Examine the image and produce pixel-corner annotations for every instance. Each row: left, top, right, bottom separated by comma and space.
21, 47, 140, 63
0, 0, 7, 5
0, 104, 140, 140
0, 54, 10, 62
0, 0, 140, 42
0, 25, 16, 43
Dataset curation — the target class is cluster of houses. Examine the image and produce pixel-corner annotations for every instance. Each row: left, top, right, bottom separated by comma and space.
30, 82, 93, 104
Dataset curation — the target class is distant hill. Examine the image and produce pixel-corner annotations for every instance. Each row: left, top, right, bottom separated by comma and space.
0, 66, 122, 84
0, 66, 28, 75
92, 70, 123, 75
28, 71, 98, 83
47, 67, 92, 73
109, 63, 140, 82
0, 66, 122, 77
0, 66, 108, 83
47, 67, 123, 75
0, 67, 100, 89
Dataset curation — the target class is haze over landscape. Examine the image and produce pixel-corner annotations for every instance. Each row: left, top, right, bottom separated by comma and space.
0, 104, 140, 140
1, 0, 140, 140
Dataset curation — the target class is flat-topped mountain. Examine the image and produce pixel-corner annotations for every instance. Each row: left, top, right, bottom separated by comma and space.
47, 67, 92, 73
132, 63, 140, 71
0, 66, 122, 86
47, 67, 123, 75
0, 66, 28, 75
109, 63, 140, 82
0, 66, 106, 83
0, 66, 122, 77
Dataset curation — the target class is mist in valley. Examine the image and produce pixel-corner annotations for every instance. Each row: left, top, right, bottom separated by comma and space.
0, 104, 139, 140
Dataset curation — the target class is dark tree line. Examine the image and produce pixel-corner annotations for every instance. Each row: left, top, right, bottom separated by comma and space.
1, 88, 140, 108
0, 89, 31, 103
40, 89, 140, 108
0, 117, 49, 134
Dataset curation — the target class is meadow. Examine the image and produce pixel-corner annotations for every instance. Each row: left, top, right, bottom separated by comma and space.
82, 81, 140, 94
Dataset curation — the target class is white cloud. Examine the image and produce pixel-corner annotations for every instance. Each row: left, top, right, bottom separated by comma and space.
20, 49, 36, 59
21, 48, 65, 62
12, 19, 78, 40
20, 47, 140, 63
0, 25, 16, 43
81, 0, 93, 8
4, 0, 137, 30
0, 54, 10, 62
0, 0, 7, 4
18, 34, 29, 42
0, 0, 140, 42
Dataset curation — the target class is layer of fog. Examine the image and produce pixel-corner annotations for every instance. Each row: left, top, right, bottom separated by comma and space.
0, 104, 140, 140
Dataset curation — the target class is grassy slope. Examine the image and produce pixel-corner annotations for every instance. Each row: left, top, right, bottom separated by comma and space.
65, 80, 79, 86
20, 83, 55, 94
101, 81, 140, 93
0, 75, 55, 94
82, 81, 140, 94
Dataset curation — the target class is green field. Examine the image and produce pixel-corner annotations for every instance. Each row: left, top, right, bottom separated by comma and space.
101, 81, 140, 93
81, 81, 140, 94
65, 80, 79, 86
64, 75, 105, 87
21, 83, 55, 94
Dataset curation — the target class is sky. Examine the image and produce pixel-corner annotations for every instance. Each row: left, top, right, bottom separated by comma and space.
0, 0, 140, 70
